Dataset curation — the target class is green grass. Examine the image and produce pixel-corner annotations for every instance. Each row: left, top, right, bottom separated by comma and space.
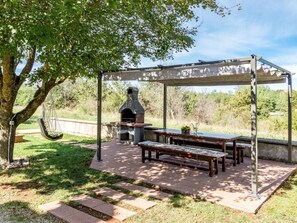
0, 135, 297, 222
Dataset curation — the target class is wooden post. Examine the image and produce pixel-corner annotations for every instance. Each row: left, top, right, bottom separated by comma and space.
97, 71, 103, 161
250, 56, 259, 197
287, 73, 293, 163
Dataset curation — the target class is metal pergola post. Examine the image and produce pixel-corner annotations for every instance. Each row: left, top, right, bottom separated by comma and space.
163, 84, 167, 129
287, 73, 293, 163
250, 56, 259, 197
97, 71, 103, 161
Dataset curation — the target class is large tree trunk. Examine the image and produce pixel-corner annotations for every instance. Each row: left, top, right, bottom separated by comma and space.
0, 110, 17, 166
0, 54, 16, 167
0, 118, 11, 166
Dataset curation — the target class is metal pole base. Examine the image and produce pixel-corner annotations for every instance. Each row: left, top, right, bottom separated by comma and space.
96, 151, 102, 162
247, 192, 261, 200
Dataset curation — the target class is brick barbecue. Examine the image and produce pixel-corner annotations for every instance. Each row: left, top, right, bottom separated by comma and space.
119, 87, 144, 123
117, 87, 151, 144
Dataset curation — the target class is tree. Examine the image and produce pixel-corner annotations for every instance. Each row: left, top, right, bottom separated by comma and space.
0, 0, 235, 166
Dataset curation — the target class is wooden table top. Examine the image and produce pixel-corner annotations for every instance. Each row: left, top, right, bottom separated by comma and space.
153, 129, 240, 141
108, 122, 152, 127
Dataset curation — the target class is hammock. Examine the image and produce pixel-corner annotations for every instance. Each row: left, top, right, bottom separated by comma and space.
38, 95, 63, 141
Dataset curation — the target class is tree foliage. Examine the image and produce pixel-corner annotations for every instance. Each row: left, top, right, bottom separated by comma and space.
0, 0, 232, 78
0, 0, 236, 165
18, 81, 294, 133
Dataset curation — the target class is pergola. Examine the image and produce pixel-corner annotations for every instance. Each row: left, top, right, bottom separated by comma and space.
96, 55, 293, 197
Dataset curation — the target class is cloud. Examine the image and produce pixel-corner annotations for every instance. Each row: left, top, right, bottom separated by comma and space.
268, 49, 297, 65
169, 0, 297, 64
140, 0, 297, 88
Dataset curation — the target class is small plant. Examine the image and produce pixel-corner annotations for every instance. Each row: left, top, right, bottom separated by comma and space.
191, 122, 200, 135
181, 125, 191, 134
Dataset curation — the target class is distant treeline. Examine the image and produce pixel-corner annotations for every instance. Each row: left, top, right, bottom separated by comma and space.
16, 78, 297, 131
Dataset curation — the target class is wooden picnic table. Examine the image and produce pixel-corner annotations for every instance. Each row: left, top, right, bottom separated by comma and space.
153, 129, 240, 171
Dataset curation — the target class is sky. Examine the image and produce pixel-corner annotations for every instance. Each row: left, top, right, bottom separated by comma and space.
140, 0, 297, 93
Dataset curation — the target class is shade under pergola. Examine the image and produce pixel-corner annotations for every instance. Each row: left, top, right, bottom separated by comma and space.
97, 55, 293, 198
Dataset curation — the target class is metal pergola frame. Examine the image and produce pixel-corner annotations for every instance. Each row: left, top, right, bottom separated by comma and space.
96, 55, 293, 197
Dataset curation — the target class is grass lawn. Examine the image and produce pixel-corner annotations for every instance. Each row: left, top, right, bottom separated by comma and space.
0, 134, 297, 223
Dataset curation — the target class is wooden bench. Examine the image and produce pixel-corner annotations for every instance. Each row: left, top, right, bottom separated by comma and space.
138, 141, 227, 177
226, 142, 251, 163
15, 134, 25, 143
172, 138, 249, 164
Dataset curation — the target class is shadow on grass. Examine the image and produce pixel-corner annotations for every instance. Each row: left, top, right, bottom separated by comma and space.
22, 118, 37, 125
0, 140, 121, 195
0, 201, 62, 223
167, 193, 201, 208
279, 170, 297, 191
71, 139, 98, 144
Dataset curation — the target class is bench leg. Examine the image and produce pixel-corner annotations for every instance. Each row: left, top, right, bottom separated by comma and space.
222, 157, 226, 172
169, 137, 173, 144
233, 141, 237, 166
209, 160, 214, 177
156, 151, 160, 159
142, 148, 145, 163
241, 149, 244, 163
237, 149, 240, 164
214, 159, 218, 175
148, 151, 152, 161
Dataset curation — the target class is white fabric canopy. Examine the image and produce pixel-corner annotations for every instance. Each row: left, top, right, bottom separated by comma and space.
103, 57, 287, 86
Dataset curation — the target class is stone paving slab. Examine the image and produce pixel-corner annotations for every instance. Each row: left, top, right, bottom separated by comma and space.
90, 141, 297, 213
39, 201, 106, 223
115, 181, 172, 200
71, 195, 136, 221
93, 187, 156, 210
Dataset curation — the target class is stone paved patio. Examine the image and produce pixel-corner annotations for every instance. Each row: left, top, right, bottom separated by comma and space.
90, 141, 296, 213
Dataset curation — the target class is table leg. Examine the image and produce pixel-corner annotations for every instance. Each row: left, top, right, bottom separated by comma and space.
214, 159, 218, 174
241, 149, 244, 163
148, 151, 152, 161
156, 133, 160, 158
209, 160, 214, 177
233, 140, 237, 166
156, 133, 160, 142
142, 148, 145, 163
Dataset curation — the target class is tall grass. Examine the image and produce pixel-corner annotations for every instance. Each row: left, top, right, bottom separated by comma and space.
16, 106, 295, 141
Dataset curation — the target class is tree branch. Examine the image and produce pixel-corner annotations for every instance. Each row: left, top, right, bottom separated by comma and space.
16, 46, 36, 87
13, 58, 21, 73
15, 77, 58, 126
20, 46, 36, 76
55, 77, 68, 85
